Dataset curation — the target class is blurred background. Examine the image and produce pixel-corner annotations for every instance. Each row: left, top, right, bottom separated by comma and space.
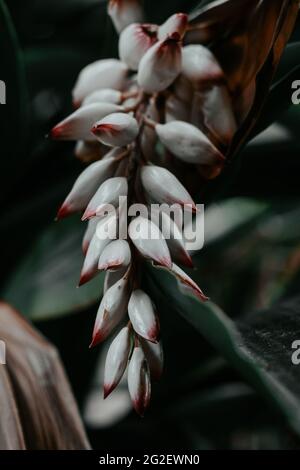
1, 0, 300, 450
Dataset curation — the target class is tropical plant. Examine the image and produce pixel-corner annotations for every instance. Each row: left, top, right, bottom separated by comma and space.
1, 0, 300, 450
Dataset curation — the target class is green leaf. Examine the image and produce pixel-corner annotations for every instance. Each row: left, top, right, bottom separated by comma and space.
0, 0, 29, 197
2, 217, 103, 320
146, 266, 300, 437
203, 197, 270, 248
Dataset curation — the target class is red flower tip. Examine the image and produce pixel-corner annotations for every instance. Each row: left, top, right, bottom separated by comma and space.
78, 270, 93, 287
72, 99, 81, 109
103, 383, 116, 400
147, 326, 159, 344
81, 209, 96, 221
49, 124, 65, 140
89, 330, 103, 349
133, 397, 149, 417
56, 203, 70, 221
177, 12, 188, 20
91, 124, 98, 134
180, 251, 194, 269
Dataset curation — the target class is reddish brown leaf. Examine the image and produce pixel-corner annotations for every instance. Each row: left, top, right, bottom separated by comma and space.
0, 303, 90, 450
187, 0, 299, 174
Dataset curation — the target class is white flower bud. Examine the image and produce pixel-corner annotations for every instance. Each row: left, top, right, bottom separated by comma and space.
79, 214, 117, 286
104, 326, 132, 398
82, 176, 128, 220
129, 216, 172, 268
141, 338, 163, 381
182, 45, 224, 88
91, 276, 129, 347
158, 13, 188, 41
82, 217, 100, 255
170, 262, 208, 302
128, 290, 159, 342
155, 121, 224, 164
108, 0, 144, 34
57, 157, 117, 220
165, 93, 189, 122
92, 112, 139, 147
98, 239, 131, 271
141, 165, 196, 212
152, 208, 193, 268
191, 85, 237, 145
128, 345, 151, 416
72, 59, 128, 105
82, 89, 122, 106
119, 23, 158, 71
50, 103, 123, 141
137, 35, 182, 93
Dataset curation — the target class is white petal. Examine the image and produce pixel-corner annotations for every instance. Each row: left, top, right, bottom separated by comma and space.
82, 89, 122, 106
108, 0, 144, 33
99, 239, 131, 271
50, 103, 123, 141
92, 112, 139, 147
72, 59, 128, 105
57, 157, 117, 219
104, 326, 132, 398
182, 45, 224, 87
82, 176, 128, 220
119, 23, 158, 71
137, 36, 182, 93
127, 345, 151, 416
91, 276, 129, 346
155, 121, 224, 164
158, 13, 188, 41
128, 289, 159, 342
128, 216, 172, 268
79, 215, 117, 286
141, 165, 196, 211
141, 338, 163, 381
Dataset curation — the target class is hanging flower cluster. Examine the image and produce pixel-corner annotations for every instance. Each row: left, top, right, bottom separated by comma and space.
50, 0, 237, 416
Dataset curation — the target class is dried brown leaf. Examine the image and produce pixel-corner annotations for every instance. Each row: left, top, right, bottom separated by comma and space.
0, 303, 91, 450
